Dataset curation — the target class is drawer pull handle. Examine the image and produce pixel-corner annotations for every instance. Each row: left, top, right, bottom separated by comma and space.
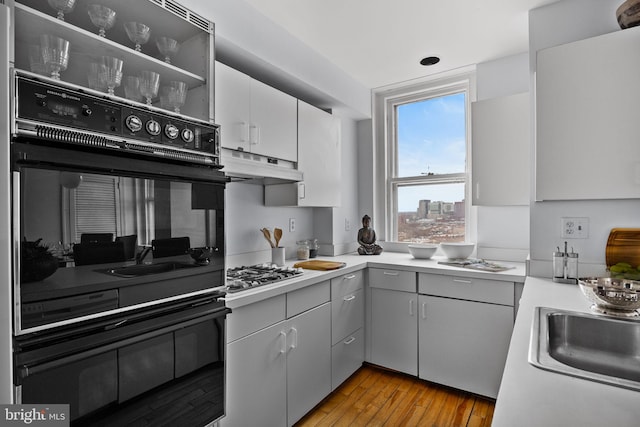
345, 274, 356, 280
421, 302, 427, 319
344, 336, 356, 345
453, 278, 472, 284
343, 295, 356, 302
383, 271, 399, 276
279, 331, 287, 354
409, 299, 415, 316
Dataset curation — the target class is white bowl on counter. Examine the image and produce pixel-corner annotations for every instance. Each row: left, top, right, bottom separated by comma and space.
440, 242, 475, 259
408, 244, 438, 259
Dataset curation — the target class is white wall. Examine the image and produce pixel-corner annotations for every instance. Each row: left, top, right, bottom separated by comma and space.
528, 0, 638, 277
475, 53, 530, 262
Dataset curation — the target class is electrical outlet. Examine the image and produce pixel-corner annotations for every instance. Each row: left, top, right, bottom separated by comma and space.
561, 217, 589, 238
289, 218, 296, 232
345, 218, 350, 231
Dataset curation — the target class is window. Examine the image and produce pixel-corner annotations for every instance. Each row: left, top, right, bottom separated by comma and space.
377, 73, 474, 244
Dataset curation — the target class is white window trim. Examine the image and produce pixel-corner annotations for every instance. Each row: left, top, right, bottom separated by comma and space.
372, 67, 477, 248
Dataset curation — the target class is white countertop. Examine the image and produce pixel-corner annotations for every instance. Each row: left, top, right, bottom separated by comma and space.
222, 252, 526, 309
493, 276, 640, 426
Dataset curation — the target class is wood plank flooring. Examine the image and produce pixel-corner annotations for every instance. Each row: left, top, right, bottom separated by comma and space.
295, 364, 495, 427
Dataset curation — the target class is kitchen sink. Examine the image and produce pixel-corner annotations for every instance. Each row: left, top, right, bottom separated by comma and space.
98, 261, 200, 278
529, 306, 640, 391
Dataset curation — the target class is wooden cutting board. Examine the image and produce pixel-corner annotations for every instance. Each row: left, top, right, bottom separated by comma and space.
605, 228, 640, 267
293, 260, 346, 271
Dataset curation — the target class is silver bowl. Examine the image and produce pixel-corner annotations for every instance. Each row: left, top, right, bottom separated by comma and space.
578, 277, 640, 317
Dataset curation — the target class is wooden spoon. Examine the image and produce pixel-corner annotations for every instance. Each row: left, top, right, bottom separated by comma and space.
261, 228, 275, 248
274, 228, 283, 248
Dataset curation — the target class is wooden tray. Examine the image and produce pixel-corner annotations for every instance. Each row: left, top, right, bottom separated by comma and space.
605, 228, 640, 267
293, 260, 346, 271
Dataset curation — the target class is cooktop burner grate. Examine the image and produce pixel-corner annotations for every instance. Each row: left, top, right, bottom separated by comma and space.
225, 264, 304, 293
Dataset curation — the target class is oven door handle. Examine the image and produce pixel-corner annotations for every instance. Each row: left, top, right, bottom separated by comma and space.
16, 307, 228, 382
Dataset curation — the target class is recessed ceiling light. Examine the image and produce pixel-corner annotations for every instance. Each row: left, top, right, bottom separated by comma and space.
420, 56, 440, 66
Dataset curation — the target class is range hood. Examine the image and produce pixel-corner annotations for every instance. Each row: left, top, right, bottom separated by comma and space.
220, 149, 303, 183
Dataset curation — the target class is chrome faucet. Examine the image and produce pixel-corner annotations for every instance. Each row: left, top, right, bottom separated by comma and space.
136, 246, 152, 264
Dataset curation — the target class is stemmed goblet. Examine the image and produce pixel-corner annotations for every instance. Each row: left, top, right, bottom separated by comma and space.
156, 37, 180, 64
87, 62, 108, 92
160, 81, 187, 113
47, 0, 76, 21
98, 56, 123, 95
124, 22, 151, 52
138, 70, 160, 105
123, 76, 143, 102
28, 45, 47, 76
40, 35, 70, 80
87, 4, 116, 38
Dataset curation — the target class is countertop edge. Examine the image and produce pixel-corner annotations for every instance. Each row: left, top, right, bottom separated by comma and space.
222, 252, 526, 309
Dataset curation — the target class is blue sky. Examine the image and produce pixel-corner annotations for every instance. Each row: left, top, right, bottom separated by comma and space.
396, 93, 466, 212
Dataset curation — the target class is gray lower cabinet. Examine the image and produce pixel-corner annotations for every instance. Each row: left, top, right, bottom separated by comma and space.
369, 268, 418, 376
331, 271, 365, 389
417, 273, 514, 398
222, 282, 331, 427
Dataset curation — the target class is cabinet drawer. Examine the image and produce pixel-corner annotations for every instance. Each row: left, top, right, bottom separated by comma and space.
418, 273, 513, 306
287, 281, 331, 318
331, 328, 364, 391
369, 268, 416, 292
227, 295, 286, 342
331, 288, 364, 345
331, 270, 364, 298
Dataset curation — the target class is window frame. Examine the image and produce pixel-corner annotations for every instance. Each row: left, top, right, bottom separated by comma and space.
373, 69, 476, 246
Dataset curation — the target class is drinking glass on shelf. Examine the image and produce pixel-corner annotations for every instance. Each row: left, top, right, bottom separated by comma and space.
28, 45, 47, 76
124, 22, 151, 52
98, 56, 123, 95
123, 75, 143, 102
87, 4, 116, 38
156, 37, 180, 64
87, 62, 108, 92
160, 81, 187, 113
47, 0, 76, 21
138, 70, 160, 105
40, 35, 70, 80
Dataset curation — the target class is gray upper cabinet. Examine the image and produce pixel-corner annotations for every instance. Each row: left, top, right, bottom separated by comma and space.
264, 100, 341, 207
472, 92, 530, 206
536, 26, 640, 201
215, 61, 297, 162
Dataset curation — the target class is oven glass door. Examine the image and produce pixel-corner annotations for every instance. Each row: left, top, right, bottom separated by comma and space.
15, 297, 229, 426
14, 151, 225, 334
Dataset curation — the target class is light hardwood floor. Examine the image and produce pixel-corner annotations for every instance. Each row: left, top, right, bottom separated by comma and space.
295, 364, 495, 427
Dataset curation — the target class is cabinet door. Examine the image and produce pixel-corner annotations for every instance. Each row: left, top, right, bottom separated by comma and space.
222, 321, 287, 427
215, 62, 251, 153
472, 92, 529, 206
370, 288, 418, 375
297, 100, 341, 207
418, 295, 513, 398
536, 26, 640, 200
287, 302, 332, 426
250, 79, 298, 162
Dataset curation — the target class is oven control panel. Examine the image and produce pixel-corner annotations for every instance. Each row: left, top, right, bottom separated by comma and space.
13, 73, 220, 166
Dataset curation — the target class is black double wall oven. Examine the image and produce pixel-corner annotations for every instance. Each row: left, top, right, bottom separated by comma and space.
11, 71, 230, 426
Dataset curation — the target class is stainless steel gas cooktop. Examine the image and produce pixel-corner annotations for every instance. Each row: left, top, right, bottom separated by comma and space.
226, 264, 304, 293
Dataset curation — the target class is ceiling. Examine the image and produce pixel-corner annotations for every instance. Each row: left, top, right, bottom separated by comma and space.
241, 0, 559, 89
